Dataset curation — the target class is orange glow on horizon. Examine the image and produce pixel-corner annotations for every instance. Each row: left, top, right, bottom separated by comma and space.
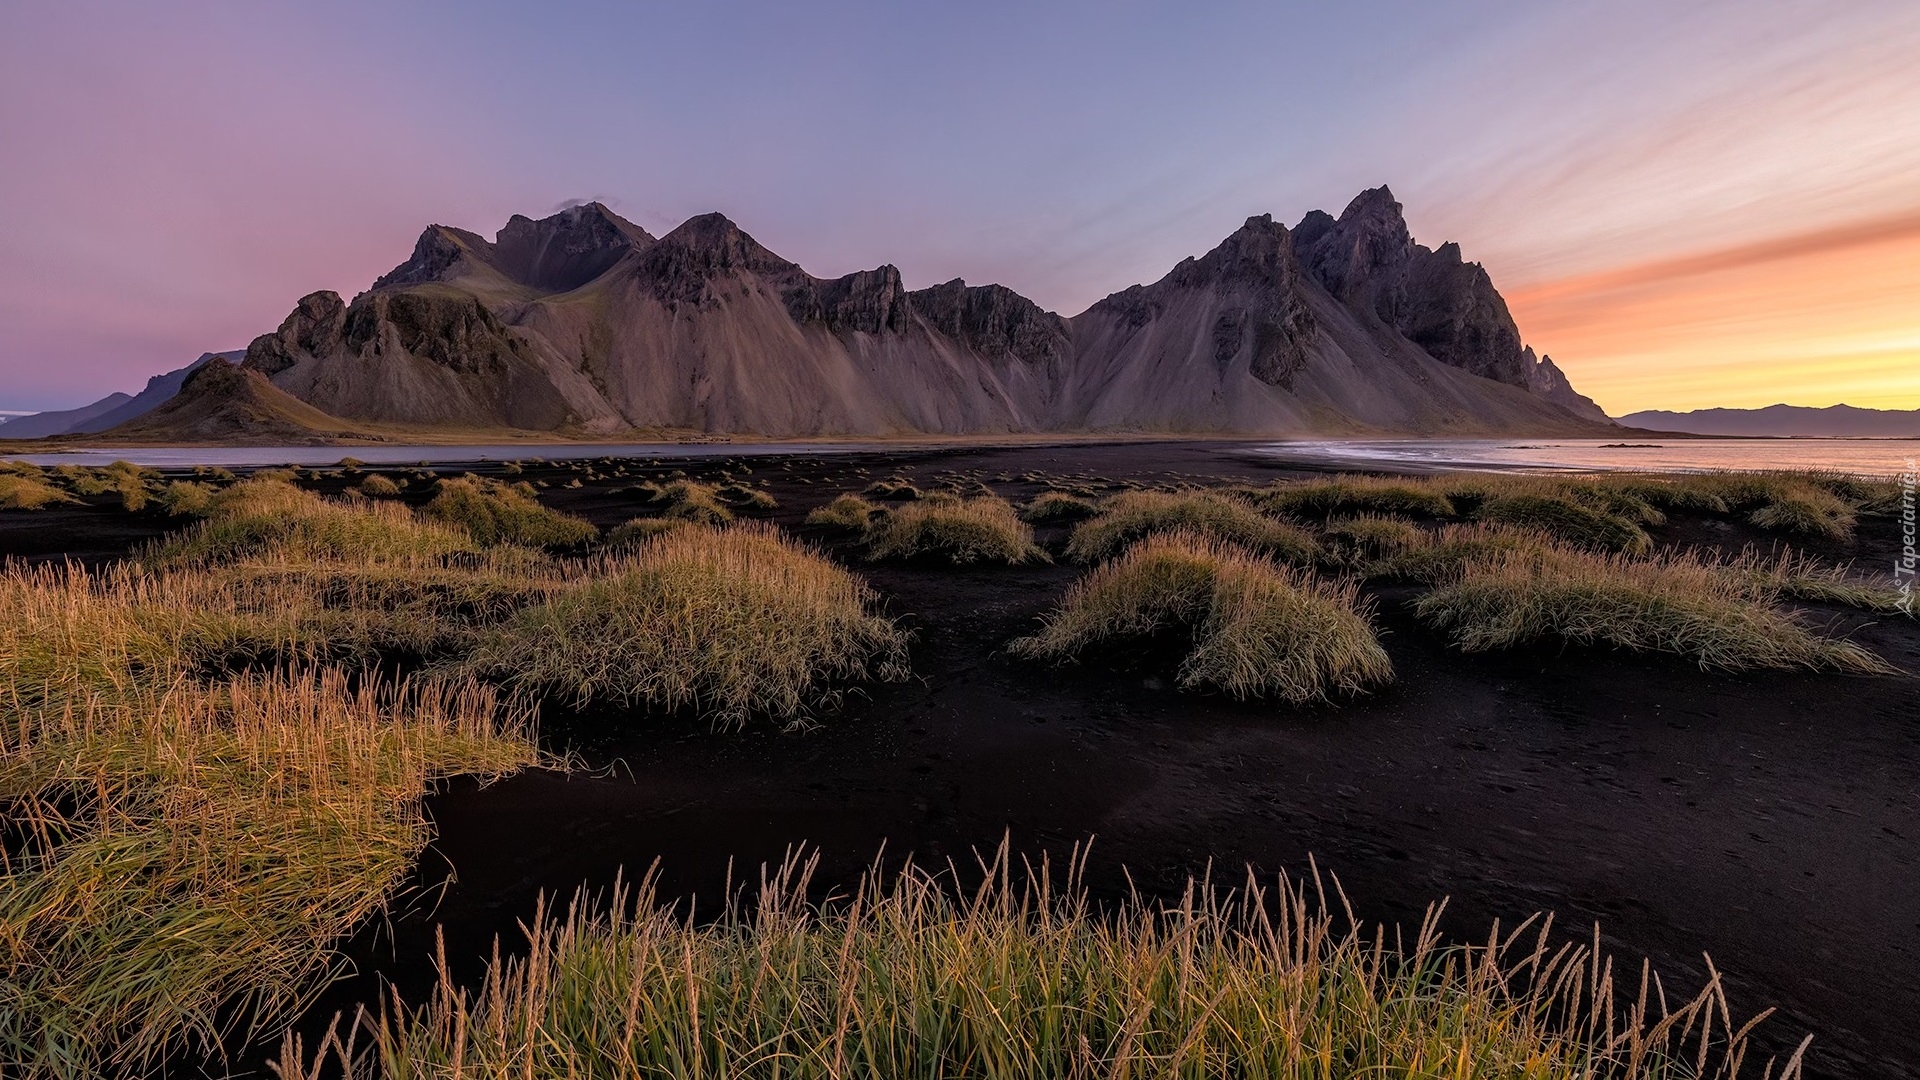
1507, 211, 1920, 416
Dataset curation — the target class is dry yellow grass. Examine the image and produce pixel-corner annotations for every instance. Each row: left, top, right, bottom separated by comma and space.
279, 846, 1793, 1080
422, 475, 598, 547
1066, 490, 1317, 564
1, 671, 536, 1077
146, 478, 478, 568
1367, 522, 1553, 584
1415, 545, 1896, 673
867, 496, 1048, 565
1474, 492, 1653, 555
463, 523, 910, 725
1320, 514, 1425, 565
805, 492, 882, 530
0, 473, 78, 510
1250, 474, 1457, 519
1015, 531, 1391, 704
1020, 490, 1101, 522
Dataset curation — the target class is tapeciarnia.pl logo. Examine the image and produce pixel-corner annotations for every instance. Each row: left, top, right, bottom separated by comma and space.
1898, 461, 1916, 615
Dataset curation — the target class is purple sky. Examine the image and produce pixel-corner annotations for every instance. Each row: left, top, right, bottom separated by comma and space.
3, 0, 1916, 413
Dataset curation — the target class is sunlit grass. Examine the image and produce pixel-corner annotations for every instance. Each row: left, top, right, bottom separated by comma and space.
1015, 531, 1390, 704
1066, 490, 1317, 564
867, 496, 1048, 565
422, 475, 598, 547
0, 671, 537, 1078
463, 523, 910, 726
1415, 545, 1895, 673
281, 847, 1791, 1080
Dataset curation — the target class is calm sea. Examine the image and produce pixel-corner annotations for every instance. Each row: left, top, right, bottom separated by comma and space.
1254, 438, 1920, 478
3, 436, 1917, 478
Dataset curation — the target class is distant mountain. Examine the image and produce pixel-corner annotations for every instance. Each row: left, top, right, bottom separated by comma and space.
0, 392, 135, 439
104, 189, 1615, 442
1, 351, 239, 439
1621, 404, 1920, 438
99, 358, 376, 445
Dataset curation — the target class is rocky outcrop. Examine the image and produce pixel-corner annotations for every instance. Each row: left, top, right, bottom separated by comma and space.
1295, 187, 1563, 391
492, 203, 654, 292
908, 280, 1072, 366
212, 191, 1609, 437
243, 291, 349, 376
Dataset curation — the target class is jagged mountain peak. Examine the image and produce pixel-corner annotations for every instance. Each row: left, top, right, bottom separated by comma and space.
372, 225, 494, 291
493, 202, 654, 292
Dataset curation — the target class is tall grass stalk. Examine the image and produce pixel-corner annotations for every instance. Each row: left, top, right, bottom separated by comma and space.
282, 846, 1799, 1079
1, 670, 538, 1078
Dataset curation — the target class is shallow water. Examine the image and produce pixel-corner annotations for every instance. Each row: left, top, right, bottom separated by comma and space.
1256, 437, 1920, 478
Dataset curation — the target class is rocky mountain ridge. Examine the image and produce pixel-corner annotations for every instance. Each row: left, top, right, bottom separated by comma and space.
15, 187, 1613, 442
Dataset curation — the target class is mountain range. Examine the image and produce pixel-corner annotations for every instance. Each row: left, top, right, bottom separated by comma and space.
1619, 404, 1920, 438
6, 187, 1615, 442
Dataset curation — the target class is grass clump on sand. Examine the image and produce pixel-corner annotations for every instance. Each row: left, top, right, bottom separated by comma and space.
805, 492, 882, 531
0, 472, 78, 510
1251, 474, 1457, 519
1014, 531, 1391, 704
1367, 523, 1552, 584
0, 671, 537, 1077
1725, 547, 1914, 615
147, 478, 477, 568
1320, 514, 1424, 565
863, 477, 922, 501
463, 523, 909, 726
716, 481, 777, 510
423, 475, 598, 547
281, 848, 1786, 1080
867, 496, 1048, 565
642, 478, 735, 524
1066, 489, 1317, 565
1020, 489, 1101, 522
1415, 545, 1896, 673
605, 516, 694, 547
1474, 492, 1652, 554
355, 473, 402, 497
156, 479, 219, 516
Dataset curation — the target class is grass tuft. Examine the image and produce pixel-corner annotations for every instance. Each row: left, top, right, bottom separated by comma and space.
1474, 492, 1652, 554
422, 475, 598, 547
1414, 545, 1895, 673
605, 516, 694, 547
0, 671, 536, 1076
462, 523, 910, 725
355, 473, 402, 498
1250, 475, 1457, 519
281, 846, 1789, 1080
1321, 514, 1425, 565
867, 496, 1048, 565
147, 478, 478, 568
1066, 490, 1317, 565
805, 492, 882, 531
1014, 531, 1391, 703
1020, 490, 1101, 522
0, 473, 79, 510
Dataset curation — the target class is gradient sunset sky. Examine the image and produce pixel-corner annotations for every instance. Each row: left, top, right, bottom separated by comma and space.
2, 0, 1916, 415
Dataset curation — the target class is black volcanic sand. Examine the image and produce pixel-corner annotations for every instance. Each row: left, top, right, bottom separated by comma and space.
4, 441, 1916, 1080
